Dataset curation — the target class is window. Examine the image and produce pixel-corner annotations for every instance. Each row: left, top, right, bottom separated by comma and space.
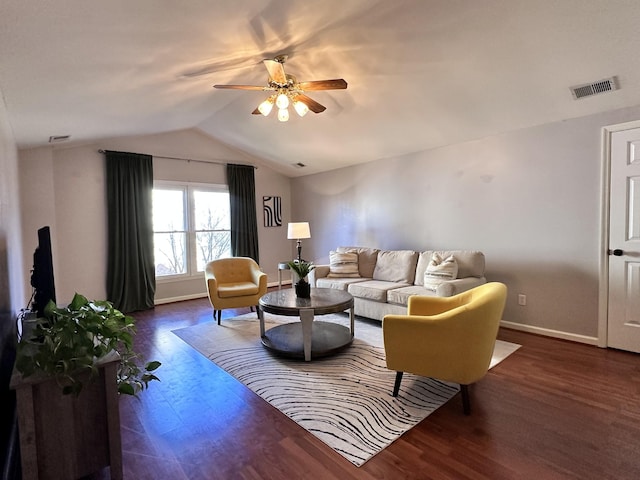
153, 182, 231, 278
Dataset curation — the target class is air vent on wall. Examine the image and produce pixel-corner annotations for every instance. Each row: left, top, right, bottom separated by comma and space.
48, 135, 70, 143
570, 76, 618, 99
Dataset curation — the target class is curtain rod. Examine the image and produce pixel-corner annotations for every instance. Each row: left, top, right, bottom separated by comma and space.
98, 149, 257, 169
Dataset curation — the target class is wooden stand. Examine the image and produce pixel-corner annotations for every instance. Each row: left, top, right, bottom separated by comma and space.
10, 352, 123, 480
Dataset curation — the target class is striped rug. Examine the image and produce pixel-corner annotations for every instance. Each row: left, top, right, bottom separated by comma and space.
173, 312, 520, 466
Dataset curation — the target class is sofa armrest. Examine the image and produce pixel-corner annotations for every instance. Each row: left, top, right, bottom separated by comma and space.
436, 277, 487, 297
308, 265, 330, 287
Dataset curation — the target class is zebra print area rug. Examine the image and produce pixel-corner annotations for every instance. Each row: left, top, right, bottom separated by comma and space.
173, 312, 520, 466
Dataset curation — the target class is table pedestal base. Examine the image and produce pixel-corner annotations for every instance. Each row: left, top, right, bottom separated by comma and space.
261, 321, 353, 361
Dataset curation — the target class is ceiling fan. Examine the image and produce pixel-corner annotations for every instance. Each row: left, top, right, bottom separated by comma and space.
213, 55, 347, 122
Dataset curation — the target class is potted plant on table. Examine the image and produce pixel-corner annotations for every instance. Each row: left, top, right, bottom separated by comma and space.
287, 260, 315, 298
15, 292, 161, 396
12, 293, 161, 479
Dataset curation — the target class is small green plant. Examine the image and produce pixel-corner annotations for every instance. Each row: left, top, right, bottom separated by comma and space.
287, 260, 315, 279
16, 293, 161, 396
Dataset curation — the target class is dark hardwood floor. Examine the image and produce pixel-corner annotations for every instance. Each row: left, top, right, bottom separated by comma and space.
90, 290, 640, 479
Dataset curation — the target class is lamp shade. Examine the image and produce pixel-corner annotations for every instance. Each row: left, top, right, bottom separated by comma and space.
277, 107, 289, 122
257, 97, 274, 116
287, 222, 311, 239
293, 100, 309, 117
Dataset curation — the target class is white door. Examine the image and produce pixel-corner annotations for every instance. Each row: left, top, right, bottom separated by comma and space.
608, 128, 640, 352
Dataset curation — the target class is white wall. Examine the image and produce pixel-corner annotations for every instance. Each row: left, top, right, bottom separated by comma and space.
291, 105, 640, 340
18, 128, 293, 306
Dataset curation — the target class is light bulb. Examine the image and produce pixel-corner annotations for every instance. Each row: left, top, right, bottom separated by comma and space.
276, 93, 289, 109
294, 101, 309, 117
257, 97, 274, 116
277, 108, 289, 122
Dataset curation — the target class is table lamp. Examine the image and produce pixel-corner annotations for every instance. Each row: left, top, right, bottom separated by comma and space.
287, 222, 311, 263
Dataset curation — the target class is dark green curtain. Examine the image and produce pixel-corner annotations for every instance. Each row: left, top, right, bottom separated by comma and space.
227, 163, 259, 262
105, 150, 155, 312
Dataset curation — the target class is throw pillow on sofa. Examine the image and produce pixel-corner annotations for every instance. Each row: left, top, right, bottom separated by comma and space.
327, 251, 360, 278
423, 253, 458, 291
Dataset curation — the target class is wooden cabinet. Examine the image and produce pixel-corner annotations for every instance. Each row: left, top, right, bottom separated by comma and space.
10, 352, 123, 480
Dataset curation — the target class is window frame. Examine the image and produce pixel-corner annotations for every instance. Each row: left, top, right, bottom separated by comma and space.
153, 180, 230, 282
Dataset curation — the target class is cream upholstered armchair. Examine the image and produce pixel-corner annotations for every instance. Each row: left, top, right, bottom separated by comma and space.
382, 282, 507, 414
205, 257, 268, 325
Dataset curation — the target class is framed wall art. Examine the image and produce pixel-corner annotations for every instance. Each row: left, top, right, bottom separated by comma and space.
263, 196, 282, 227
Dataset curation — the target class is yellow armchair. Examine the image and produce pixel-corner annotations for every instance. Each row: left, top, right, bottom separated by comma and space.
382, 282, 507, 414
204, 257, 268, 325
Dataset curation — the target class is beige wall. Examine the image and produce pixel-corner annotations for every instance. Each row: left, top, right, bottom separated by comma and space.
17, 104, 640, 340
18, 128, 293, 306
291, 105, 640, 341
0, 85, 22, 477
0, 90, 24, 317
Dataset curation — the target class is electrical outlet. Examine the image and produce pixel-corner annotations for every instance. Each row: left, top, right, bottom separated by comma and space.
518, 294, 527, 306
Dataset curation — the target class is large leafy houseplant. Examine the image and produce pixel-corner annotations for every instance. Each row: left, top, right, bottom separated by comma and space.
16, 293, 160, 396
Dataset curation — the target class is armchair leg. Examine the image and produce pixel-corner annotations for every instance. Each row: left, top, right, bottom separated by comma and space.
216, 310, 222, 325
392, 371, 403, 397
460, 384, 471, 415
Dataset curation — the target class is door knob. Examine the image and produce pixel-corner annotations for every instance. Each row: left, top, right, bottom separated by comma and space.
610, 249, 623, 256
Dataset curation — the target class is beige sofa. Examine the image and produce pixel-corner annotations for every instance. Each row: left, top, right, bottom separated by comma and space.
308, 247, 487, 321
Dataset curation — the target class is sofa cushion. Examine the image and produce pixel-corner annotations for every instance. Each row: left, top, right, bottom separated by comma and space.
387, 285, 438, 306
423, 253, 458, 291
372, 250, 418, 283
316, 277, 369, 291
348, 280, 410, 302
337, 246, 379, 278
327, 251, 360, 278
415, 250, 485, 285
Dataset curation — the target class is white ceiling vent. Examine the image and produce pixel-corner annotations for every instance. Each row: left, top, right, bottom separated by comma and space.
570, 77, 618, 99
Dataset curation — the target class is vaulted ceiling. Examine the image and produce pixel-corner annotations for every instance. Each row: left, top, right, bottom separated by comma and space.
2, 0, 640, 176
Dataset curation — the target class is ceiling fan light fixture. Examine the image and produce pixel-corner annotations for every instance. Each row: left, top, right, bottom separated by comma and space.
277, 108, 289, 122
214, 55, 347, 121
258, 96, 275, 116
294, 101, 309, 117
276, 93, 289, 109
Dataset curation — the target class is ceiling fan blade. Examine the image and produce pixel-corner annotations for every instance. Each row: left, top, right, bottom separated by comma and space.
263, 60, 287, 85
293, 94, 326, 113
213, 84, 267, 91
297, 79, 348, 91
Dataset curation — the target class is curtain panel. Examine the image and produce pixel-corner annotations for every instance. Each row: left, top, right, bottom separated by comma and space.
227, 164, 259, 263
104, 150, 155, 312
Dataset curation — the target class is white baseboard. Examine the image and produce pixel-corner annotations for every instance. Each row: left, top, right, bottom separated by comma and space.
152, 295, 600, 347
155, 293, 208, 305
500, 320, 600, 346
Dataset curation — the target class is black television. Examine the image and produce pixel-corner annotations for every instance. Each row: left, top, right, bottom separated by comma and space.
30, 226, 56, 317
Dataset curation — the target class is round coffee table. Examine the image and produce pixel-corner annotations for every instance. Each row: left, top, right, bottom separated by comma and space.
258, 288, 354, 361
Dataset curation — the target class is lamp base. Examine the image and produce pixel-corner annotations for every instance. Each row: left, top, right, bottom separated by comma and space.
296, 239, 302, 263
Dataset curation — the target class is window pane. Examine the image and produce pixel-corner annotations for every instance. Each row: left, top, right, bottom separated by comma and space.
196, 232, 231, 271
153, 189, 185, 231
154, 232, 187, 276
194, 191, 230, 230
